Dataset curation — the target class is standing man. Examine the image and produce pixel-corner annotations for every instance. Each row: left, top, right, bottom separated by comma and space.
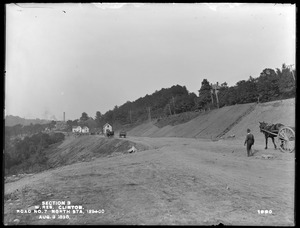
244, 129, 255, 157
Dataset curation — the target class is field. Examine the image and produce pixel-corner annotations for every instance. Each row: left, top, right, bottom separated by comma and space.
4, 99, 295, 225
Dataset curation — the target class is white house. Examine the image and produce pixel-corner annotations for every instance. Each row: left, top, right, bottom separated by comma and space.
81, 126, 89, 134
103, 123, 112, 134
72, 126, 82, 133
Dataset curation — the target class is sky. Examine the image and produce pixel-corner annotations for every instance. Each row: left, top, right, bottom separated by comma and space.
5, 3, 295, 121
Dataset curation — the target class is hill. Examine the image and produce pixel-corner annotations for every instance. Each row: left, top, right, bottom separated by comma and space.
4, 98, 295, 225
46, 135, 151, 169
223, 99, 295, 141
127, 98, 295, 142
99, 64, 295, 127
5, 115, 51, 127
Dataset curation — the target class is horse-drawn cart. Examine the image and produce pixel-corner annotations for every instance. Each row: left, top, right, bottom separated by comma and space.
259, 122, 295, 153
276, 126, 295, 152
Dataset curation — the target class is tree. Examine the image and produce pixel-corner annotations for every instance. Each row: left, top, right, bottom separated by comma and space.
196, 79, 212, 109
173, 93, 197, 113
66, 120, 73, 127
95, 111, 103, 127
257, 68, 279, 102
80, 112, 89, 122
72, 119, 79, 127
234, 77, 258, 104
276, 64, 295, 98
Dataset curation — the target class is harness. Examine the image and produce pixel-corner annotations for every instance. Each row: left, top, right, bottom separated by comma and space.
261, 123, 280, 136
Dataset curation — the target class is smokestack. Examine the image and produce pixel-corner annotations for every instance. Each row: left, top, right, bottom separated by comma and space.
63, 112, 65, 122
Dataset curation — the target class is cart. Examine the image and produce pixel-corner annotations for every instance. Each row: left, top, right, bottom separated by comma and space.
261, 126, 295, 153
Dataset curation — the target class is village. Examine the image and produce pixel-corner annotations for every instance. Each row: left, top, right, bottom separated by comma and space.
43, 119, 115, 137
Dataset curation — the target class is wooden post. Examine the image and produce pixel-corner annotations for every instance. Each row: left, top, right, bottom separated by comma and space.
168, 104, 172, 115
172, 96, 176, 114
215, 90, 219, 108
147, 107, 151, 122
129, 110, 132, 123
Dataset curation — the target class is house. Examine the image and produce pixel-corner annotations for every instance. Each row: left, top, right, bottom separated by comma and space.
44, 127, 51, 132
103, 123, 112, 134
81, 126, 89, 134
72, 126, 82, 133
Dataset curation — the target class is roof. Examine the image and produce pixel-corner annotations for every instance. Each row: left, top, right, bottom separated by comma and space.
103, 123, 111, 127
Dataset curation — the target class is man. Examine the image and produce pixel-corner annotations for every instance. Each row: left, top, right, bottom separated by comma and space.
244, 129, 255, 157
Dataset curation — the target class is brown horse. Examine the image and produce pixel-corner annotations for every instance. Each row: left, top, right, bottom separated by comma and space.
259, 121, 284, 149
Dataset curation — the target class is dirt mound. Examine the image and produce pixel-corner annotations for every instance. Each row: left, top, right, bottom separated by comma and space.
128, 103, 256, 139
128, 98, 295, 141
46, 135, 151, 169
223, 99, 295, 142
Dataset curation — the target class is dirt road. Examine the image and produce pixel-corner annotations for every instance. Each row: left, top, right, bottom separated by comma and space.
4, 136, 294, 225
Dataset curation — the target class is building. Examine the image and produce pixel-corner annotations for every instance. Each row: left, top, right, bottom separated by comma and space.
72, 126, 82, 133
103, 123, 112, 134
72, 126, 89, 134
44, 127, 51, 133
81, 126, 89, 134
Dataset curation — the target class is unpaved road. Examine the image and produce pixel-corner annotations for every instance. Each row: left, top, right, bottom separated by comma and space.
4, 136, 295, 225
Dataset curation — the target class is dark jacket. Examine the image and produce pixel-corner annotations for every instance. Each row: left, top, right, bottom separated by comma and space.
245, 133, 255, 145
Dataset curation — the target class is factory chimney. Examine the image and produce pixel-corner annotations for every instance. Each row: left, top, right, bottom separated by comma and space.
63, 112, 65, 122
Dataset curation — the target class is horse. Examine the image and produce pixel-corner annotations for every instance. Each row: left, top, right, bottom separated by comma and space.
259, 121, 284, 150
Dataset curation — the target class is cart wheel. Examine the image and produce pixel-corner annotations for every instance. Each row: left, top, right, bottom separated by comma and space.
277, 126, 295, 153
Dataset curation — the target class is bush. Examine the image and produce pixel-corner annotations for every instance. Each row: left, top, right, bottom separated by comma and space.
5, 132, 65, 175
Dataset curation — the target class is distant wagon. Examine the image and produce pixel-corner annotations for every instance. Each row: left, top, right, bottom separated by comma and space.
119, 130, 126, 138
106, 129, 114, 137
103, 123, 114, 137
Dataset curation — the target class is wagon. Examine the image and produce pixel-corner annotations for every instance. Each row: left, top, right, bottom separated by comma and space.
261, 126, 295, 153
106, 129, 114, 138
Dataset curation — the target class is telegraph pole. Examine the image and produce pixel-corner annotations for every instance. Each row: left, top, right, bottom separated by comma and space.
129, 110, 132, 123
147, 107, 151, 122
288, 64, 295, 81
210, 83, 214, 105
172, 96, 176, 114
168, 104, 172, 116
215, 82, 220, 109
215, 90, 219, 108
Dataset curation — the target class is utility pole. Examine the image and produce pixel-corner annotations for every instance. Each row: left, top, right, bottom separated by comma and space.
147, 107, 151, 122
211, 82, 220, 108
288, 64, 295, 81
129, 110, 132, 123
168, 104, 172, 116
210, 83, 214, 105
215, 89, 219, 108
215, 82, 220, 109
172, 96, 176, 114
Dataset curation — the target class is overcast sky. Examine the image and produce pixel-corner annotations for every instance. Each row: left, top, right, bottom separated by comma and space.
5, 3, 295, 121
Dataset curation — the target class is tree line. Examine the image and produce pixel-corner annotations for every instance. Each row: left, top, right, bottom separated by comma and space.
198, 64, 295, 109
5, 132, 65, 175
5, 63, 295, 134
96, 63, 295, 126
